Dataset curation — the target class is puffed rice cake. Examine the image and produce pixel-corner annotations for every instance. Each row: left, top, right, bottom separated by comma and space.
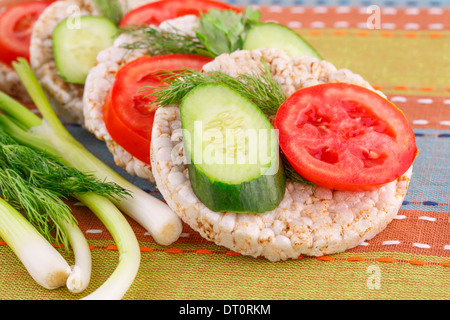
83, 13, 200, 181
29, 0, 156, 124
150, 48, 413, 261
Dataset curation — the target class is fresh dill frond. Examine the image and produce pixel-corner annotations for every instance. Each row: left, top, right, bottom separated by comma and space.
0, 144, 130, 201
0, 167, 74, 249
280, 152, 316, 190
94, 0, 124, 26
0, 129, 130, 248
141, 58, 286, 116
120, 6, 261, 58
139, 59, 316, 189
120, 26, 212, 58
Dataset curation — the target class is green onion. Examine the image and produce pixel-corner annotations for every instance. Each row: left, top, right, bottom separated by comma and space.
0, 91, 41, 128
0, 128, 93, 293
0, 196, 71, 290
6, 58, 181, 299
76, 192, 140, 300
61, 216, 92, 294
13, 58, 182, 246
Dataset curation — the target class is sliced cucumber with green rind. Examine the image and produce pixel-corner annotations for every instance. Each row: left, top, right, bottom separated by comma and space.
243, 23, 322, 59
52, 15, 118, 84
180, 83, 286, 213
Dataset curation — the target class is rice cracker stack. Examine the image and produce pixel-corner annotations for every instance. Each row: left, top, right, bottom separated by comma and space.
150, 48, 414, 262
29, 0, 153, 124
83, 13, 202, 181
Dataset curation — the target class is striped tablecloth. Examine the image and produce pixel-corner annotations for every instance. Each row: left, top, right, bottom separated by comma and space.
0, 0, 449, 301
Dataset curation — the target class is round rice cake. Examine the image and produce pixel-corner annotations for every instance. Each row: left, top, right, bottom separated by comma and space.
83, 14, 200, 181
150, 48, 413, 261
29, 0, 154, 124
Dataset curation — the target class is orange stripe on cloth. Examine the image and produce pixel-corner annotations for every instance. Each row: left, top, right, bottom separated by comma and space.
345, 209, 450, 257
258, 7, 450, 31
404, 33, 418, 38
377, 257, 397, 263
95, 245, 450, 268
196, 249, 213, 254
385, 94, 450, 130
165, 248, 183, 254
419, 86, 435, 91
317, 256, 335, 261
380, 32, 394, 38
347, 256, 365, 262
332, 30, 346, 36
409, 260, 428, 266
428, 33, 443, 38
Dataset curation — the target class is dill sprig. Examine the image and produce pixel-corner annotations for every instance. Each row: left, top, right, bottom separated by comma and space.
0, 144, 130, 201
141, 59, 286, 116
280, 152, 316, 190
0, 167, 74, 249
94, 0, 124, 26
140, 60, 316, 187
120, 26, 212, 58
0, 129, 130, 248
120, 6, 261, 58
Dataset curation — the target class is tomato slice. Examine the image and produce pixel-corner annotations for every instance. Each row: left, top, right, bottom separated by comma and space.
120, 0, 241, 27
105, 54, 212, 164
0, 1, 54, 66
274, 83, 418, 191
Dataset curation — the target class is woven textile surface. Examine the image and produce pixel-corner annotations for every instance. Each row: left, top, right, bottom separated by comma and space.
0, 0, 449, 300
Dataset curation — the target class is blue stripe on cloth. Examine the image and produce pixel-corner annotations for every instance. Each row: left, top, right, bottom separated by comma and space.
401, 129, 450, 213
66, 124, 449, 212
225, 0, 450, 7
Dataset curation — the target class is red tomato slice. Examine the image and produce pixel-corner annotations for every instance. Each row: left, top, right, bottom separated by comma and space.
103, 91, 152, 164
274, 83, 418, 191
105, 54, 212, 164
0, 1, 54, 66
120, 0, 241, 27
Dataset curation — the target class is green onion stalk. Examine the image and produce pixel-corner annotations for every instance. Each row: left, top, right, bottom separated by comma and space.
0, 58, 179, 299
0, 112, 138, 298
0, 196, 71, 290
12, 59, 182, 247
0, 159, 92, 293
0, 117, 93, 293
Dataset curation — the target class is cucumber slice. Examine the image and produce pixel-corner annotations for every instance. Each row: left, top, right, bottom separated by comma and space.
52, 16, 118, 84
180, 83, 286, 213
243, 23, 322, 59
